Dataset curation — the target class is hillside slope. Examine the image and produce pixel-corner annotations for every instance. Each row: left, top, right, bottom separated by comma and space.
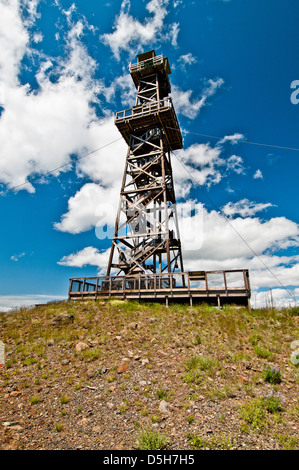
0, 299, 298, 450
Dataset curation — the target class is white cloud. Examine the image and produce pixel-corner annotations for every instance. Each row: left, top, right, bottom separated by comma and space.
0, 0, 29, 87
0, 1, 106, 192
172, 136, 245, 195
10, 252, 26, 262
101, 0, 177, 60
171, 78, 224, 119
218, 133, 244, 145
254, 169, 263, 179
180, 203, 299, 303
102, 71, 136, 107
182, 207, 299, 263
253, 287, 298, 309
32, 31, 43, 43
222, 198, 274, 217
58, 246, 110, 273
0, 294, 65, 311
54, 182, 119, 234
178, 52, 198, 70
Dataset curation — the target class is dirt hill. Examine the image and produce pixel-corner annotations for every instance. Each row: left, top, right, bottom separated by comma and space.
0, 299, 298, 450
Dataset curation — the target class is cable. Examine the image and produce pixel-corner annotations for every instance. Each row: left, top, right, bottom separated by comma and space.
0, 137, 123, 196
171, 150, 298, 305
167, 126, 299, 152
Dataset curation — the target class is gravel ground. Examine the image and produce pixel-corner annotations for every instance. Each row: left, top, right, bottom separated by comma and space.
0, 300, 298, 450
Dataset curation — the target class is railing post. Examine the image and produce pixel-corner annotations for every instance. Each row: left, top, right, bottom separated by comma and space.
82, 279, 85, 299
68, 280, 73, 300
95, 277, 99, 300
224, 271, 227, 294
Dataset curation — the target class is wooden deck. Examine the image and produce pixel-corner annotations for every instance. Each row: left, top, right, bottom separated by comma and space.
114, 97, 183, 151
68, 270, 251, 308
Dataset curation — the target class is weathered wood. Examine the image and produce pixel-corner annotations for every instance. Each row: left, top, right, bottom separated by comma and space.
68, 270, 251, 308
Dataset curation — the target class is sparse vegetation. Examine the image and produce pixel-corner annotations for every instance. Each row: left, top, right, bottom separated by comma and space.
0, 299, 298, 450
262, 365, 282, 384
135, 426, 169, 450
187, 432, 235, 450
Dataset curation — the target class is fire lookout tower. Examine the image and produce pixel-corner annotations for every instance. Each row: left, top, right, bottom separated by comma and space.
68, 50, 251, 308
107, 50, 184, 278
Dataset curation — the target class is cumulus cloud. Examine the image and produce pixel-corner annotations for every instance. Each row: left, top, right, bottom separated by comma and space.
54, 182, 119, 234
254, 169, 263, 179
58, 246, 110, 272
172, 135, 245, 195
171, 78, 224, 119
222, 198, 275, 218
101, 0, 178, 60
180, 203, 299, 303
0, 0, 105, 192
182, 207, 299, 264
178, 52, 198, 69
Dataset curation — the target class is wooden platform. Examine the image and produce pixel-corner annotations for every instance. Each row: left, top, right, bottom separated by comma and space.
68, 270, 251, 308
115, 97, 183, 151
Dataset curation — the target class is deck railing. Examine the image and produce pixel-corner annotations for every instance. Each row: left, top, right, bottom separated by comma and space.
115, 97, 173, 121
129, 54, 164, 73
69, 270, 250, 301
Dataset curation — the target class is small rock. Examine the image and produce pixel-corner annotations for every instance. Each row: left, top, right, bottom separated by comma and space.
238, 376, 249, 385
117, 362, 129, 373
141, 358, 149, 366
92, 426, 102, 433
159, 400, 170, 414
75, 342, 89, 353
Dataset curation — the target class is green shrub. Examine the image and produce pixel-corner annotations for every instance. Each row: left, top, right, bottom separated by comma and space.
262, 365, 282, 384
60, 395, 69, 405
288, 306, 299, 316
187, 433, 234, 450
155, 389, 167, 399
135, 426, 169, 450
239, 398, 267, 430
239, 393, 283, 431
263, 392, 283, 413
30, 395, 40, 405
254, 345, 273, 360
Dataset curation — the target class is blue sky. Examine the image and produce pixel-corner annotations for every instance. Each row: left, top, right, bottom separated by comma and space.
0, 0, 298, 310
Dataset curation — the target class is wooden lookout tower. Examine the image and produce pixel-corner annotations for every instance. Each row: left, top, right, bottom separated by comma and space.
68, 50, 251, 308
106, 50, 184, 278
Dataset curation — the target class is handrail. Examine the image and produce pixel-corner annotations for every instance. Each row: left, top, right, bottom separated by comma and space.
69, 270, 250, 295
115, 97, 173, 121
129, 54, 164, 73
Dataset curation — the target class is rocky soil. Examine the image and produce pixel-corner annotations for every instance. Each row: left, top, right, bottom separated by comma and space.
0, 300, 298, 450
